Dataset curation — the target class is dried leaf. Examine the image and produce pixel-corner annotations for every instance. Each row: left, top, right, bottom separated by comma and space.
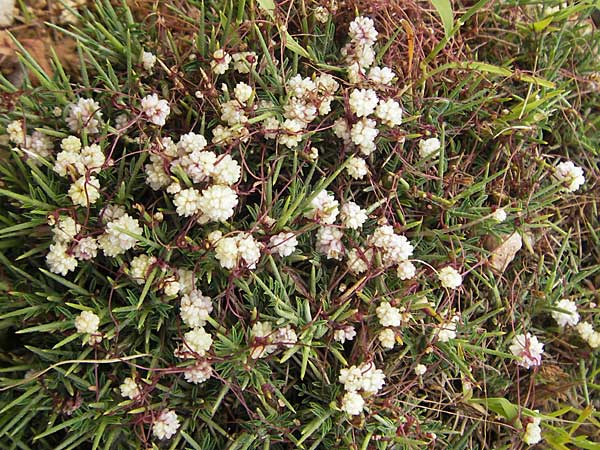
489, 232, 522, 273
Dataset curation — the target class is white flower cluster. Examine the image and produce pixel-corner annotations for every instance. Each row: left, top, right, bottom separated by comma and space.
334, 325, 356, 344
368, 224, 414, 265
176, 326, 213, 358
575, 321, 600, 348
438, 266, 462, 289
141, 50, 156, 72
342, 16, 378, 74
269, 232, 298, 257
98, 212, 143, 257
249, 321, 298, 359
375, 302, 410, 349
419, 137, 441, 159
66, 98, 102, 134
340, 202, 368, 230
128, 254, 157, 284
212, 231, 262, 270
74, 310, 102, 345
8, 122, 53, 164
141, 93, 170, 126
7, 120, 24, 145
334, 17, 402, 157
145, 131, 242, 223
180, 290, 213, 328
346, 156, 368, 180
316, 226, 344, 260
152, 409, 180, 440
338, 362, 385, 415
551, 299, 579, 328
184, 361, 212, 384
522, 416, 543, 445
378, 328, 396, 349
119, 377, 141, 400
305, 190, 339, 224
436, 314, 460, 343
263, 72, 339, 148
232, 51, 257, 73
46, 216, 100, 275
555, 161, 585, 192
210, 49, 231, 75
53, 136, 107, 206
509, 332, 544, 369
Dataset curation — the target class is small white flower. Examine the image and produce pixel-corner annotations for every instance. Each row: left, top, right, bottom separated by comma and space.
523, 417, 542, 445
378, 328, 395, 349
129, 254, 157, 284
340, 202, 368, 229
269, 232, 298, 257
419, 137, 441, 159
198, 185, 239, 222
369, 225, 414, 265
555, 161, 585, 192
119, 377, 141, 399
141, 51, 157, 71
341, 391, 365, 415
180, 290, 213, 328
210, 49, 231, 75
250, 321, 277, 359
237, 233, 262, 269
7, 120, 24, 144
74, 311, 100, 334
273, 325, 298, 348
61, 136, 82, 153
350, 118, 378, 155
375, 99, 403, 127
346, 247, 370, 274
305, 190, 339, 224
334, 325, 356, 344
376, 302, 401, 327
178, 131, 208, 154
68, 176, 101, 206
173, 188, 202, 217
232, 51, 257, 73
414, 364, 427, 376
141, 94, 170, 126
348, 16, 378, 46
66, 98, 102, 134
184, 361, 212, 384
491, 208, 507, 222
316, 226, 344, 260
509, 333, 544, 369
72, 237, 98, 261
339, 362, 385, 394
181, 327, 213, 357
211, 154, 241, 186
233, 82, 253, 104
53, 216, 80, 243
104, 214, 143, 255
278, 119, 306, 148
438, 266, 462, 289
437, 315, 459, 342
396, 261, 416, 280
152, 409, 180, 440
221, 99, 248, 125
551, 299, 580, 328
314, 5, 330, 23
349, 89, 379, 117
368, 66, 395, 85
346, 156, 368, 179
163, 280, 180, 297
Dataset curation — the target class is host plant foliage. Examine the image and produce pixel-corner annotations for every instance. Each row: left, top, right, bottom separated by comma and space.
0, 1, 599, 449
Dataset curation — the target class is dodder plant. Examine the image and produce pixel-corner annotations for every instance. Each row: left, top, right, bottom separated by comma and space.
0, 1, 599, 449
